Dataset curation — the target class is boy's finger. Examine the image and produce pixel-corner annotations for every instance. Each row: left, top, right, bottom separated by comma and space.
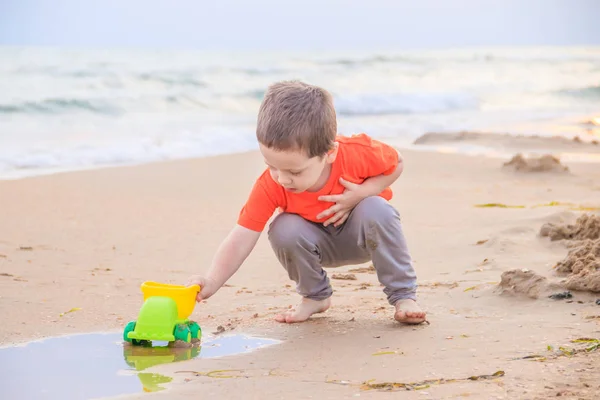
187, 279, 201, 287
324, 211, 345, 226
325, 211, 344, 226
333, 212, 349, 227
317, 204, 339, 219
316, 211, 328, 219
318, 194, 340, 203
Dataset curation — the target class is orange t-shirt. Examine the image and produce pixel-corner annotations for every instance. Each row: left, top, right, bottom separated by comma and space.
237, 133, 399, 232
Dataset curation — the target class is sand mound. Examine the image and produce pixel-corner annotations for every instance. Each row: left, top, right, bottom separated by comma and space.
540, 214, 600, 241
539, 214, 600, 293
556, 239, 600, 292
499, 214, 600, 296
503, 153, 569, 173
498, 269, 549, 299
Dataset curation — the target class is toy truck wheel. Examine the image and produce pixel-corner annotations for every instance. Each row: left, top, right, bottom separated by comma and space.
188, 321, 201, 341
174, 324, 191, 343
123, 321, 136, 343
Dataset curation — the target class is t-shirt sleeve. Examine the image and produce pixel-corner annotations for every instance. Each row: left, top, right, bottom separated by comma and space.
237, 172, 282, 232
353, 134, 399, 178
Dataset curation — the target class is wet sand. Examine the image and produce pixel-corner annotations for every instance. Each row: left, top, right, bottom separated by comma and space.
1, 144, 599, 399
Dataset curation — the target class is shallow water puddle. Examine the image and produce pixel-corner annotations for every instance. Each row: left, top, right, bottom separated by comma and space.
0, 332, 279, 399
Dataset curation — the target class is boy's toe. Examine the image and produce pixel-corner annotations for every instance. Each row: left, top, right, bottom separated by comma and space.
394, 310, 427, 324
274, 313, 288, 323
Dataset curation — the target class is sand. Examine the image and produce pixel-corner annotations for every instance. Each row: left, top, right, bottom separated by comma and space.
502, 153, 570, 173
1, 144, 600, 399
413, 131, 600, 154
538, 214, 600, 292
559, 239, 600, 292
540, 213, 600, 241
497, 269, 551, 299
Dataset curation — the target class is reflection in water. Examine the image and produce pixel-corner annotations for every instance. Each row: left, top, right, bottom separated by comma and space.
123, 341, 202, 371
0, 332, 280, 399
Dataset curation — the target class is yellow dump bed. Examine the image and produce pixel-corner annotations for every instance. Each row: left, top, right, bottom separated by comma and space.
141, 281, 200, 320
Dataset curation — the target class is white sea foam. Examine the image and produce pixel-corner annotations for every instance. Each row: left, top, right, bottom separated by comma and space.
0, 129, 259, 179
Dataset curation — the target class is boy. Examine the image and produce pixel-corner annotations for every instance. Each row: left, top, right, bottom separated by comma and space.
187, 80, 425, 324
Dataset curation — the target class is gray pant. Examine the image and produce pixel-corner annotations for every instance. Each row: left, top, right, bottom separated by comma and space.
267, 196, 417, 305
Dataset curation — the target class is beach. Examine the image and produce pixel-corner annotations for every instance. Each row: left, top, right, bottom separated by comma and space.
1, 136, 599, 399
2, 0, 600, 396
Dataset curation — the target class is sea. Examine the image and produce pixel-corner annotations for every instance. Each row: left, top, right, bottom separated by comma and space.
1, 45, 599, 179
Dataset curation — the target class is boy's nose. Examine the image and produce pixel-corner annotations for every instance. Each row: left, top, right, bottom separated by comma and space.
277, 175, 292, 185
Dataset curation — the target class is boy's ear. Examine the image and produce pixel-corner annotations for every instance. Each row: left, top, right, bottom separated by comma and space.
325, 142, 339, 163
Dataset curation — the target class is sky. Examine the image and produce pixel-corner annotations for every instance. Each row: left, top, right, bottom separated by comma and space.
0, 0, 599, 50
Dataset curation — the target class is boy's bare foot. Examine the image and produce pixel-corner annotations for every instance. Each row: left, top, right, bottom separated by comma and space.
275, 297, 331, 323
394, 299, 427, 324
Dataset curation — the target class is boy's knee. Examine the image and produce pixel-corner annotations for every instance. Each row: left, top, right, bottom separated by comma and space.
268, 213, 307, 250
353, 196, 399, 224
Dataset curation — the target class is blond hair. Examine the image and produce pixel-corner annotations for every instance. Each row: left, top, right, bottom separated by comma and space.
256, 80, 337, 158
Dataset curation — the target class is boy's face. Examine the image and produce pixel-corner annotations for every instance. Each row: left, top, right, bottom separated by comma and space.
259, 143, 338, 193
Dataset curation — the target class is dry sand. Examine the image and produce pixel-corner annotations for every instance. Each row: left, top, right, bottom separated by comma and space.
1, 144, 600, 399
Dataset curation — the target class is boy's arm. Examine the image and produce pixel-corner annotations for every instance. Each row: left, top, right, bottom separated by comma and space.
188, 224, 261, 301
188, 171, 280, 299
317, 149, 403, 226
355, 149, 404, 197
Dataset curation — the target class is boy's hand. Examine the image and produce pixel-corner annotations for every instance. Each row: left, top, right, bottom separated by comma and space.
317, 178, 368, 227
186, 275, 219, 302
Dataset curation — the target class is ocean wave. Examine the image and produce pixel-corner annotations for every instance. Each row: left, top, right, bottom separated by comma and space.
334, 92, 479, 116
0, 93, 213, 115
318, 50, 600, 67
238, 67, 288, 75
12, 66, 210, 88
0, 98, 122, 115
244, 90, 265, 100
0, 91, 476, 117
558, 85, 600, 99
319, 55, 427, 66
204, 66, 289, 75
137, 72, 207, 87
13, 66, 116, 79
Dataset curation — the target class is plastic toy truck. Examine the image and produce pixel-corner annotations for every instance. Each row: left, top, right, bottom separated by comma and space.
123, 281, 201, 346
